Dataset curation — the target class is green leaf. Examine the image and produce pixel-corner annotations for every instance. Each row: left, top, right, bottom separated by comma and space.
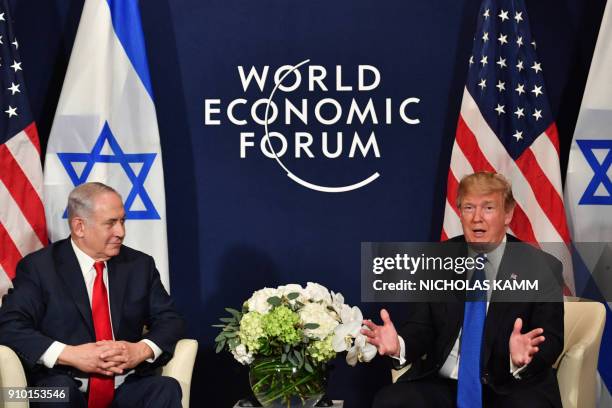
225, 308, 242, 319
211, 324, 226, 328
287, 353, 298, 366
283, 344, 290, 353
281, 353, 287, 363
303, 323, 320, 330
293, 349, 303, 364
224, 331, 238, 338
220, 317, 235, 323
214, 332, 227, 342
215, 339, 226, 353
228, 337, 240, 348
287, 292, 300, 300
267, 296, 282, 306
304, 361, 313, 373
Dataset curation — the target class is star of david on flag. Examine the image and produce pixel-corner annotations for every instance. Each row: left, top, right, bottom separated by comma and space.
57, 122, 160, 219
43, 0, 171, 291
576, 140, 612, 205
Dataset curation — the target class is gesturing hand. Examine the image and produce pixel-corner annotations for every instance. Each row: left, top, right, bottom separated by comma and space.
361, 309, 401, 357
509, 318, 545, 367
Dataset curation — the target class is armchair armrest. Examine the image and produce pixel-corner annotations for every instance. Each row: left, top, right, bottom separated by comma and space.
0, 345, 28, 408
161, 339, 198, 408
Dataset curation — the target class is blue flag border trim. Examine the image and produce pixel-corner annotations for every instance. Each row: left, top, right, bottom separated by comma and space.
106, 0, 154, 99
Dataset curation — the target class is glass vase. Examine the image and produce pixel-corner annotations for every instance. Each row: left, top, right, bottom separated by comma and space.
248, 357, 326, 407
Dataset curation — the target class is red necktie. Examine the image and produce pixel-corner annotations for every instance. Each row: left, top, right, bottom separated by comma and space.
88, 261, 114, 408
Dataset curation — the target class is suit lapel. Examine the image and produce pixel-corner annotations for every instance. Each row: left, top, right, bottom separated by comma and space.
107, 253, 128, 337
55, 239, 95, 338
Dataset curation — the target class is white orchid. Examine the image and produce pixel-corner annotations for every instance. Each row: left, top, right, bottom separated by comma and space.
246, 287, 280, 314
332, 306, 363, 352
345, 333, 377, 366
331, 305, 376, 366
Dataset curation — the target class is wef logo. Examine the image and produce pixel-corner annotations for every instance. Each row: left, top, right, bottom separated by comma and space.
204, 59, 422, 193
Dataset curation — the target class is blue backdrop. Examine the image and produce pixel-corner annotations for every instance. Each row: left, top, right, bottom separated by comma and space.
11, 0, 606, 406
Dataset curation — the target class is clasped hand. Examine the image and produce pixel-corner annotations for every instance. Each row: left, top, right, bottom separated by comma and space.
59, 340, 153, 376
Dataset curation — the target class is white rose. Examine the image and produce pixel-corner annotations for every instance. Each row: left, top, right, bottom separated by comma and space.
231, 344, 254, 365
246, 287, 279, 314
304, 282, 332, 304
277, 284, 306, 304
299, 302, 338, 339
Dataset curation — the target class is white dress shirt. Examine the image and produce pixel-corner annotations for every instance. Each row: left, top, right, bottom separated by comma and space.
37, 239, 162, 391
394, 237, 527, 379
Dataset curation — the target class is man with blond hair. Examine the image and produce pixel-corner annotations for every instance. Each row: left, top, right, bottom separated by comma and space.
0, 182, 184, 408
366, 172, 564, 407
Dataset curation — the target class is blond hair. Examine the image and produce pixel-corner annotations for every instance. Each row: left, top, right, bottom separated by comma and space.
456, 172, 515, 211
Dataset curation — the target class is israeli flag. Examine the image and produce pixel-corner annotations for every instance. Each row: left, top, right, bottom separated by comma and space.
564, 2, 612, 405
43, 0, 170, 290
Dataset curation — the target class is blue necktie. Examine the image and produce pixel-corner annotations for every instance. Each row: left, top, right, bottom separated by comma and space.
457, 256, 487, 408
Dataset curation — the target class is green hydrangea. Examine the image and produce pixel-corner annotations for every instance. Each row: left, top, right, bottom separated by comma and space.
239, 312, 265, 352
262, 306, 300, 345
307, 335, 336, 363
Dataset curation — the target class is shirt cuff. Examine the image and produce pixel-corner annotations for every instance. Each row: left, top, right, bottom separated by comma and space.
509, 356, 528, 379
38, 341, 66, 368
140, 339, 162, 363
389, 336, 407, 366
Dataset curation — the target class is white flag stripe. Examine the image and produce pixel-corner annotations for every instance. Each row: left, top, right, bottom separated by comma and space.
5, 130, 44, 199
529, 134, 563, 198
449, 142, 475, 183
461, 89, 563, 243
0, 180, 44, 256
0, 264, 12, 306
443, 199, 463, 237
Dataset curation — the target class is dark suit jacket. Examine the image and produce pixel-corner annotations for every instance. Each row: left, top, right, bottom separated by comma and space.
396, 235, 564, 407
0, 238, 185, 381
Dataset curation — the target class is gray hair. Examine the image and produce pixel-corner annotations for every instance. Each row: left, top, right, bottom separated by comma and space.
67, 182, 121, 221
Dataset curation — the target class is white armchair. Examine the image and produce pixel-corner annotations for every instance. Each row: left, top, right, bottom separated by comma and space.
0, 339, 198, 408
391, 299, 607, 408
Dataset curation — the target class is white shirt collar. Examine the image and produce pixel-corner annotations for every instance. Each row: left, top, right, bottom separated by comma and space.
467, 235, 507, 275
70, 238, 104, 277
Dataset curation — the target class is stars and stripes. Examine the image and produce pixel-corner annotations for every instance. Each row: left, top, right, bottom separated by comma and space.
0, 0, 47, 299
442, 0, 573, 291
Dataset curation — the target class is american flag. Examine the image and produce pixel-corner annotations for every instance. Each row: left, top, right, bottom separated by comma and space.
0, 1, 47, 299
441, 0, 573, 291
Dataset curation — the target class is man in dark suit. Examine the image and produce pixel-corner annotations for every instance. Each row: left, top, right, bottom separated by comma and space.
0, 182, 185, 408
364, 172, 564, 408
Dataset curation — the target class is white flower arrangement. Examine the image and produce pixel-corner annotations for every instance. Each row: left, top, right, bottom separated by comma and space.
215, 282, 376, 369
